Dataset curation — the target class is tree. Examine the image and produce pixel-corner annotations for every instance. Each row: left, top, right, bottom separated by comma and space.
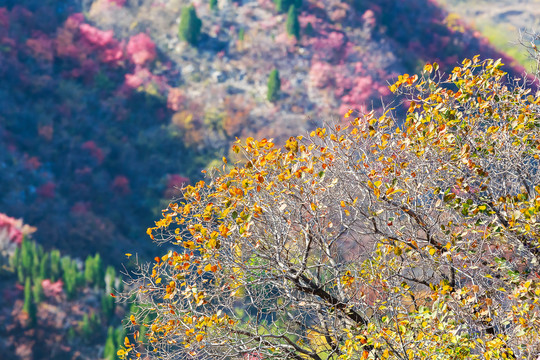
23, 277, 36, 327
104, 326, 117, 360
286, 5, 300, 40
178, 5, 202, 46
209, 0, 218, 11
122, 57, 540, 359
266, 69, 281, 102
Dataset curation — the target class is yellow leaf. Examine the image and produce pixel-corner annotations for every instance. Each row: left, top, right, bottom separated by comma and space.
125, 253, 132, 258
196, 334, 203, 342
156, 278, 162, 284
204, 263, 213, 272
429, 248, 437, 256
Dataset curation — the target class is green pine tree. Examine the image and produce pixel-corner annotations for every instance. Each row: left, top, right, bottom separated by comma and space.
305, 22, 314, 37
286, 5, 300, 40
33, 277, 43, 303
267, 69, 281, 102
10, 244, 20, 269
209, 0, 218, 11
178, 5, 202, 46
93, 253, 104, 288
101, 293, 116, 322
39, 253, 49, 280
104, 326, 117, 360
23, 278, 37, 326
84, 254, 95, 285
49, 249, 61, 282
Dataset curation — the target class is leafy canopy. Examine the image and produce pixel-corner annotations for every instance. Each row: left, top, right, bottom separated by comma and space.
122, 57, 540, 360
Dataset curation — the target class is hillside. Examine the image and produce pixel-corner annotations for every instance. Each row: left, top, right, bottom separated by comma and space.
0, 0, 528, 267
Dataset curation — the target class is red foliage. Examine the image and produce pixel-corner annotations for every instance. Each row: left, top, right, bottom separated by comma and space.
24, 155, 41, 170
309, 61, 334, 88
79, 23, 114, 47
112, 175, 131, 195
37, 182, 56, 198
81, 140, 105, 164
167, 174, 189, 189
71, 201, 91, 215
167, 88, 185, 111
0, 213, 36, 245
0, 7, 9, 29
26, 32, 54, 62
126, 33, 156, 66
42, 279, 64, 298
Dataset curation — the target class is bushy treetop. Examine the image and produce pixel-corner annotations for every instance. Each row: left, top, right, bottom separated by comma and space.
122, 56, 540, 359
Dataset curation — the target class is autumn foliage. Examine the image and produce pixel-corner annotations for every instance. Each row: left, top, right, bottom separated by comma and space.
123, 56, 540, 360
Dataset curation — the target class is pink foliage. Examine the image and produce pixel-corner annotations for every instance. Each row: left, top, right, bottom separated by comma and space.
37, 182, 56, 198
244, 352, 263, 360
311, 32, 346, 62
0, 7, 9, 28
167, 88, 185, 112
126, 33, 156, 66
112, 175, 131, 195
107, 0, 127, 6
79, 23, 114, 47
361, 10, 376, 28
0, 213, 36, 245
26, 33, 54, 62
71, 201, 91, 215
124, 72, 144, 89
81, 140, 105, 164
167, 174, 189, 189
309, 61, 334, 88
42, 279, 64, 298
101, 45, 124, 64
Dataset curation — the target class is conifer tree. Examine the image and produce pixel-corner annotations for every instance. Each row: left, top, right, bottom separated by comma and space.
267, 69, 281, 102
94, 253, 104, 288
23, 277, 37, 326
33, 277, 43, 303
101, 293, 116, 322
10, 244, 20, 269
209, 0, 218, 11
178, 5, 202, 46
84, 254, 95, 285
104, 326, 117, 360
39, 253, 49, 280
286, 5, 300, 40
50, 249, 61, 282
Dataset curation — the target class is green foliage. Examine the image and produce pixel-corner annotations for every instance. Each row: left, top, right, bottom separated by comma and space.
267, 69, 281, 102
62, 256, 82, 300
49, 249, 61, 282
85, 253, 105, 287
33, 277, 43, 303
238, 28, 245, 42
23, 278, 36, 327
274, 0, 301, 13
39, 253, 49, 280
178, 5, 202, 46
209, 0, 218, 11
80, 312, 100, 343
104, 326, 117, 360
286, 5, 300, 40
101, 292, 116, 322
304, 22, 314, 37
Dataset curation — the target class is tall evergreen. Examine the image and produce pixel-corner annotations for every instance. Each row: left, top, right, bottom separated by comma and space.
274, 0, 301, 13
84, 254, 95, 285
50, 249, 61, 282
33, 277, 43, 303
104, 326, 117, 360
267, 69, 281, 102
101, 293, 116, 322
39, 253, 49, 280
178, 5, 202, 46
23, 277, 37, 326
286, 5, 300, 40
209, 0, 218, 11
